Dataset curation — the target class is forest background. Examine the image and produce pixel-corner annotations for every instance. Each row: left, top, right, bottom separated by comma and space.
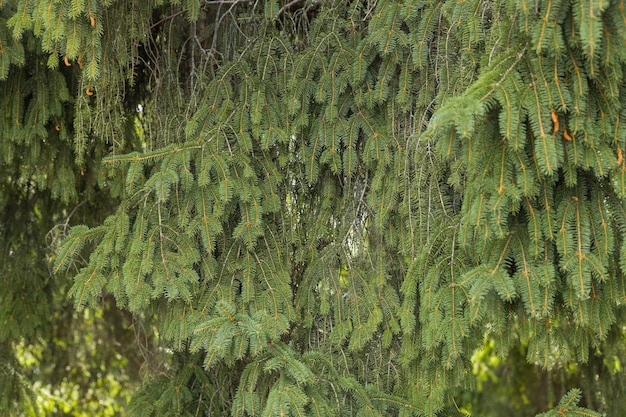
1, 0, 626, 416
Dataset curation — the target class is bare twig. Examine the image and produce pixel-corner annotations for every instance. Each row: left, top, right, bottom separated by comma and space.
277, 0, 304, 18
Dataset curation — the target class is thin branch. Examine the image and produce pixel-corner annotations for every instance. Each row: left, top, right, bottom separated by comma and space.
150, 10, 186, 30
205, 0, 251, 3
277, 0, 304, 18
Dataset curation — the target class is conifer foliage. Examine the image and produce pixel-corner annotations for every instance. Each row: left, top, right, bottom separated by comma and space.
2, 0, 625, 415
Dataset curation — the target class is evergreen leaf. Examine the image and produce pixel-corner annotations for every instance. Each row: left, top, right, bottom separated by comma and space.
185, 0, 200, 22
575, 0, 608, 59
53, 225, 101, 274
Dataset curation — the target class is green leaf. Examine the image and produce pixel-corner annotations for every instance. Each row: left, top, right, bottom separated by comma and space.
185, 0, 200, 22
575, 0, 608, 58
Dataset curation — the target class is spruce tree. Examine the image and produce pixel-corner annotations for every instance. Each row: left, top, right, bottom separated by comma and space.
2, 0, 625, 415
0, 0, 144, 411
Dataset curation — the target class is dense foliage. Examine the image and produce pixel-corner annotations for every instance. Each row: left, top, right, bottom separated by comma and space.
2, 0, 626, 416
